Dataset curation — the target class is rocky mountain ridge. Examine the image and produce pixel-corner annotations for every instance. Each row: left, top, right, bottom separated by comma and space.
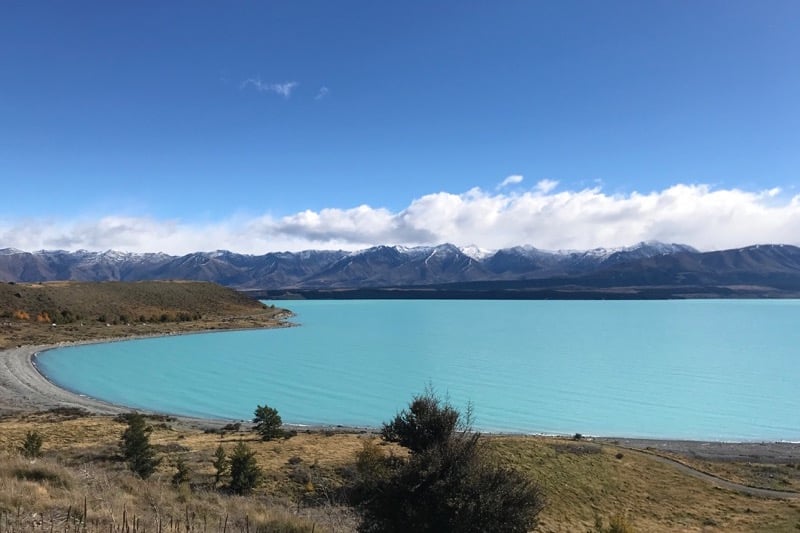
2, 242, 800, 296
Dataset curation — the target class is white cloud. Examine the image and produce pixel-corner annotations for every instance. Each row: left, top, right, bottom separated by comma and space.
315, 86, 329, 100
534, 179, 558, 194
241, 78, 299, 98
497, 174, 524, 188
3, 184, 800, 254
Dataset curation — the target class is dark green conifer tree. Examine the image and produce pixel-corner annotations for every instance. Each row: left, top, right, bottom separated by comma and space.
253, 404, 283, 441
229, 441, 261, 495
120, 413, 160, 479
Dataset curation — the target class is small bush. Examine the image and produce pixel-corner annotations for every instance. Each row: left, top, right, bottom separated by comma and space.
288, 465, 312, 485
46, 406, 89, 419
212, 444, 228, 486
607, 513, 635, 533
355, 439, 392, 479
553, 443, 602, 455
13, 465, 70, 488
20, 431, 43, 459
380, 387, 461, 453
171, 457, 191, 486
595, 512, 636, 533
357, 389, 544, 533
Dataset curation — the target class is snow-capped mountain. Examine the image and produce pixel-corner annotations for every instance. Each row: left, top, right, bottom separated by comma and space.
2, 241, 799, 294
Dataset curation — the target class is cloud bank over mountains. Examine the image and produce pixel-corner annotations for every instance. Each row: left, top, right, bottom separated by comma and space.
2, 181, 799, 255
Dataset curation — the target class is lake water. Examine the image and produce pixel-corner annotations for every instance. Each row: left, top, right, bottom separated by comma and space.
36, 299, 800, 441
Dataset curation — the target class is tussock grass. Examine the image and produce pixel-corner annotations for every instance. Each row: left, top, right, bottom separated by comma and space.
655, 451, 800, 493
0, 281, 289, 349
486, 436, 800, 532
3, 415, 800, 532
0, 415, 363, 532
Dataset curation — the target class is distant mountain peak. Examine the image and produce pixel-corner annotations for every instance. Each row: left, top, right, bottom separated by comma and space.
0, 247, 25, 255
460, 244, 495, 260
2, 242, 798, 295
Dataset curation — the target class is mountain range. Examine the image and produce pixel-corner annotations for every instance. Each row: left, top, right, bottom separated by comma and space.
2, 242, 800, 298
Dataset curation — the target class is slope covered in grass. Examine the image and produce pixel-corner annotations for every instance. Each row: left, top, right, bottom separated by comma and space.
0, 281, 289, 349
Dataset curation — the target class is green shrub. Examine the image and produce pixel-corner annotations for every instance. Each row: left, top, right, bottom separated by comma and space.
13, 465, 70, 488
19, 430, 43, 459
171, 457, 191, 486
212, 444, 228, 486
380, 388, 460, 453
229, 441, 261, 495
357, 389, 544, 533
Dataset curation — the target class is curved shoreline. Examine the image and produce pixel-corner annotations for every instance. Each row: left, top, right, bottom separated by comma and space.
4, 337, 800, 449
4, 337, 800, 501
1, 342, 127, 416
0, 305, 298, 427
0, 332, 374, 431
1, 336, 263, 429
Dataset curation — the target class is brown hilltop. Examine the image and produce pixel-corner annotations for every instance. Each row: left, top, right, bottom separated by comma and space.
0, 280, 290, 349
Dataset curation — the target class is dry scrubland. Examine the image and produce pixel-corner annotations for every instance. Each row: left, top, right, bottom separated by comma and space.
2, 281, 800, 531
0, 281, 289, 350
1, 413, 800, 532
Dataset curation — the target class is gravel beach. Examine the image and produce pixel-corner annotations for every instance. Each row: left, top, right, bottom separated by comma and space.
0, 343, 239, 430
0, 344, 126, 415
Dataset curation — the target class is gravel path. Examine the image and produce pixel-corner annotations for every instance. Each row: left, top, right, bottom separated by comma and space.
618, 445, 800, 499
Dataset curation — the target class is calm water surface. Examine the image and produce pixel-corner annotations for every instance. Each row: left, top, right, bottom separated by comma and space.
36, 300, 800, 441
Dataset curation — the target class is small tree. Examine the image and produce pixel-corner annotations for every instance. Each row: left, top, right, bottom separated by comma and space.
212, 444, 228, 486
253, 404, 283, 441
357, 389, 544, 533
120, 413, 160, 479
229, 441, 261, 495
172, 457, 191, 487
20, 430, 43, 459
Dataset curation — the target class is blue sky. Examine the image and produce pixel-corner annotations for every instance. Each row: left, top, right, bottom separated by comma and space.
2, 1, 799, 253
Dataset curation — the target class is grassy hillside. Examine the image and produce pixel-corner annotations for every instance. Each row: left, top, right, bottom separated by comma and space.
1, 413, 799, 532
486, 437, 800, 532
0, 281, 289, 349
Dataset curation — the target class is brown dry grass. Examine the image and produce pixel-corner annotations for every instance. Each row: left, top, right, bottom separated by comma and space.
3, 414, 800, 532
0, 281, 290, 350
648, 451, 800, 493
0, 413, 361, 532
486, 436, 800, 532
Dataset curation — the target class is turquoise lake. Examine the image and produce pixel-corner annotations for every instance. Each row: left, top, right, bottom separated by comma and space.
35, 299, 800, 441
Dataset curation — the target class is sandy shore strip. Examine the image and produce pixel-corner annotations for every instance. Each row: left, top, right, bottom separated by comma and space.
0, 343, 248, 431
0, 344, 126, 416
0, 340, 373, 432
